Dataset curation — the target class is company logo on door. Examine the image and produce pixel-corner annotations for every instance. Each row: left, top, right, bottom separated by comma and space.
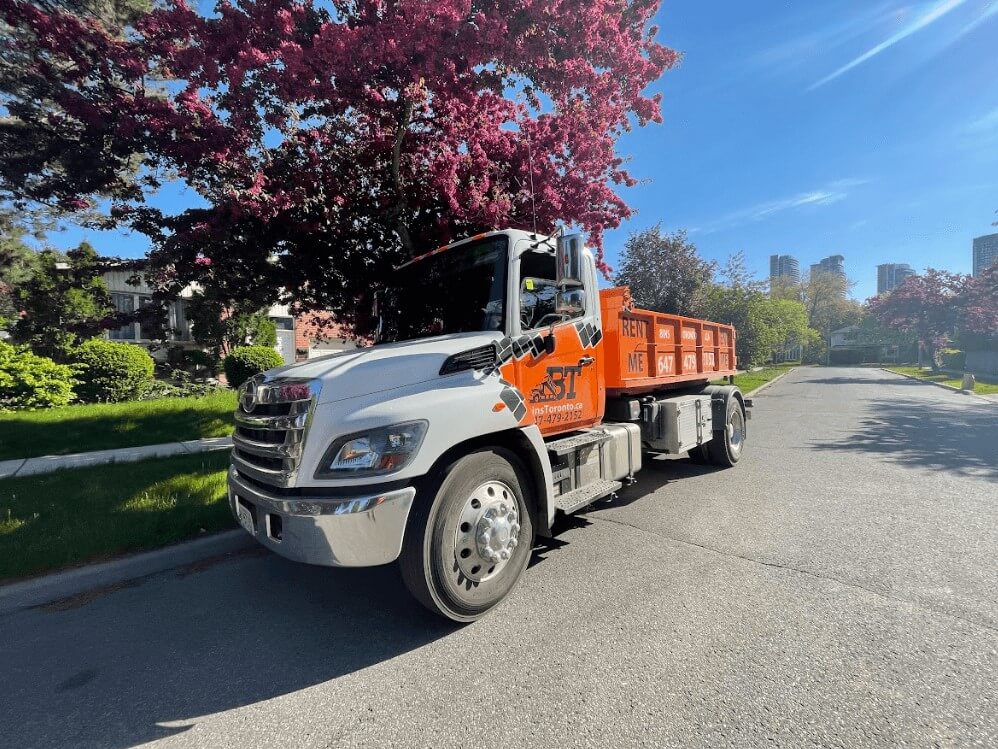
530, 366, 582, 403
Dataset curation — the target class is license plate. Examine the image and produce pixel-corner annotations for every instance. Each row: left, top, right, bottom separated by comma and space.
236, 502, 255, 534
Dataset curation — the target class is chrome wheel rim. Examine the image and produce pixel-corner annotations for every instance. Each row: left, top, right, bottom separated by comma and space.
728, 407, 745, 454
453, 480, 521, 583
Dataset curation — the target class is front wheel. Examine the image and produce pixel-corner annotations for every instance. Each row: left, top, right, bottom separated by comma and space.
399, 449, 535, 622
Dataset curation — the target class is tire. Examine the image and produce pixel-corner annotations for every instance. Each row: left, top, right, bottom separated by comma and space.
687, 444, 710, 464
707, 396, 745, 467
399, 448, 535, 622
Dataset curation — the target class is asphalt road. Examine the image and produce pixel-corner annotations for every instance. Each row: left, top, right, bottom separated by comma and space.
3, 367, 997, 748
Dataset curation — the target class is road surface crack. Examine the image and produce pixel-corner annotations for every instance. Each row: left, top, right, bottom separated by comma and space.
585, 514, 998, 636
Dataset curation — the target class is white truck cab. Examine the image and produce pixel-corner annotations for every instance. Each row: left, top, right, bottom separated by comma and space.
228, 229, 746, 620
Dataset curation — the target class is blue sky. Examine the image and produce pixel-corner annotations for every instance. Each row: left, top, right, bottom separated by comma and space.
48, 0, 998, 300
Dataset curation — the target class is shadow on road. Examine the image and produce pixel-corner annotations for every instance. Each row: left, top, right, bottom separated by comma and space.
812, 397, 998, 478
804, 376, 930, 387
6, 454, 721, 749
7, 558, 458, 748
600, 456, 718, 509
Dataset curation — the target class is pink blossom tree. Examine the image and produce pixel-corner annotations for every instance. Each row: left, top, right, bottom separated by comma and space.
959, 265, 998, 338
0, 0, 676, 321
867, 269, 997, 367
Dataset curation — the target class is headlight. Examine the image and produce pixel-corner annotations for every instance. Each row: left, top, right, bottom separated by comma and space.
315, 421, 428, 478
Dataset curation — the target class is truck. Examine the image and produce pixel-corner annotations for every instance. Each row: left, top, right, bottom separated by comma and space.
227, 229, 747, 621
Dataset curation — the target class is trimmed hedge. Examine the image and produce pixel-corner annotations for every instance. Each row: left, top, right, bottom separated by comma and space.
224, 345, 283, 388
0, 340, 78, 410
73, 339, 155, 402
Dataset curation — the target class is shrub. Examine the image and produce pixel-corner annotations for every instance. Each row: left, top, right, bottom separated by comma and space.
939, 348, 966, 370
72, 339, 155, 402
223, 345, 283, 388
138, 379, 226, 400
0, 340, 78, 410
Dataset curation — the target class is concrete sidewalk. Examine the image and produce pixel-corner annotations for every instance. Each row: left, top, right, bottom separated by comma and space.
0, 436, 232, 479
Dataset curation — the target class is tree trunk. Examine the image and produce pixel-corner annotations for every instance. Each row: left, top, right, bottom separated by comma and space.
390, 99, 416, 256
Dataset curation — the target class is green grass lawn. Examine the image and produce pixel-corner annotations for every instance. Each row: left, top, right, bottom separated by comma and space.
887, 366, 998, 395
0, 450, 235, 581
714, 363, 797, 394
0, 390, 238, 461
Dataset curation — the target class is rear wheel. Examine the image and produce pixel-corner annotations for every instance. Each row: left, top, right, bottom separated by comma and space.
400, 449, 535, 622
707, 396, 745, 467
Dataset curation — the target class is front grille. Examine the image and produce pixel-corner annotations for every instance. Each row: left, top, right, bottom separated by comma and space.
243, 402, 293, 417
236, 426, 285, 445
231, 377, 318, 487
233, 448, 285, 472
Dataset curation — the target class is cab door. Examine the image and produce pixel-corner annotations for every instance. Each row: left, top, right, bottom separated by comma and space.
507, 249, 604, 436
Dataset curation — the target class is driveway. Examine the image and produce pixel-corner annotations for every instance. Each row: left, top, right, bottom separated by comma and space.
3, 366, 996, 748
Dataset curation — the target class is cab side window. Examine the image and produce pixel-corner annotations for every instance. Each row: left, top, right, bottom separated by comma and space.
519, 251, 585, 331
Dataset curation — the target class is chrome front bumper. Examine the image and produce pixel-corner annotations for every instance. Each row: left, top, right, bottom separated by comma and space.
227, 468, 416, 567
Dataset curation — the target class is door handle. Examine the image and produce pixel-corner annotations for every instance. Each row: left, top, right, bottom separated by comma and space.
579, 356, 595, 367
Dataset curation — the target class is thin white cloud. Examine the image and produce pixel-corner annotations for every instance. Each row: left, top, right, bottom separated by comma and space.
699, 179, 868, 234
965, 105, 998, 133
952, 0, 998, 39
809, 0, 968, 90
753, 3, 898, 72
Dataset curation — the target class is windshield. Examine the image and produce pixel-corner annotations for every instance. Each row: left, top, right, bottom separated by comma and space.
377, 236, 509, 343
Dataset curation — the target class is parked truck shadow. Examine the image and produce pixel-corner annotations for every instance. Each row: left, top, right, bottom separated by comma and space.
811, 396, 998, 478
6, 556, 457, 749
601, 454, 719, 508
5, 450, 725, 749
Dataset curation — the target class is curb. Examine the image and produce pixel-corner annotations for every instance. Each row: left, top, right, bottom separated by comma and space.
0, 437, 233, 479
880, 368, 996, 404
0, 529, 253, 616
745, 368, 795, 397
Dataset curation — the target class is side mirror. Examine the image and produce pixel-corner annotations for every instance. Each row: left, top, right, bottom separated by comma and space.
556, 233, 585, 288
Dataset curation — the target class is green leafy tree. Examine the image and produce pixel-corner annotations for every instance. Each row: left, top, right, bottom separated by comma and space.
614, 226, 715, 317
773, 268, 861, 363
187, 291, 277, 362
0, 210, 41, 328
706, 253, 813, 366
707, 289, 811, 367
11, 241, 113, 360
